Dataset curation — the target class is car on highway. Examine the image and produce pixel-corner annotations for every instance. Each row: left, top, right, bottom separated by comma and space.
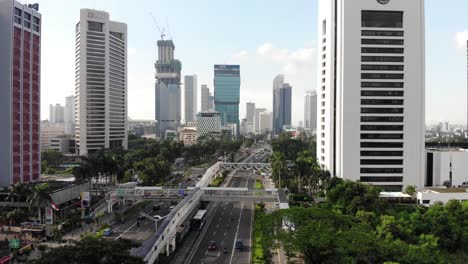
235, 240, 244, 251
137, 214, 145, 220
153, 204, 161, 211
208, 240, 217, 251
169, 205, 175, 210
103, 228, 113, 237
170, 200, 178, 205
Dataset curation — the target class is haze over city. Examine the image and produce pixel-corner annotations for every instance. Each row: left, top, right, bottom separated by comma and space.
36, 0, 468, 125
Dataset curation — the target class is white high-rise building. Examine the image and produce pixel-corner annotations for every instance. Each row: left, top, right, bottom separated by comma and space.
304, 90, 317, 132
49, 104, 64, 124
254, 108, 267, 133
75, 9, 128, 155
184, 75, 197, 123
259, 111, 273, 133
65, 95, 75, 135
317, 0, 425, 191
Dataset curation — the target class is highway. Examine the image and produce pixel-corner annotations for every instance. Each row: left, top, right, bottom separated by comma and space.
184, 171, 255, 264
103, 200, 176, 242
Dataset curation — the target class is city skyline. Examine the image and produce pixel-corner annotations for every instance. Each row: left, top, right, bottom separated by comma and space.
37, 0, 468, 126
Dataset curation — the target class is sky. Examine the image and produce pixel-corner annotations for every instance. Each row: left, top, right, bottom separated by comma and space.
35, 0, 468, 126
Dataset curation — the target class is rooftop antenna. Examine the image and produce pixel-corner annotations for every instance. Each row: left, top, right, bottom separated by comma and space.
149, 12, 166, 40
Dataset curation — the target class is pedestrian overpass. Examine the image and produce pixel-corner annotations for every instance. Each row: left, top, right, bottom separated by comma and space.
120, 161, 285, 263
221, 162, 271, 172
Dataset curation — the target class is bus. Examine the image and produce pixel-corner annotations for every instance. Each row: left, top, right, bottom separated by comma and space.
190, 210, 207, 229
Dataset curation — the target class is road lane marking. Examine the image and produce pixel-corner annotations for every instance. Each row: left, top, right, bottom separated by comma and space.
229, 201, 244, 264
114, 221, 137, 240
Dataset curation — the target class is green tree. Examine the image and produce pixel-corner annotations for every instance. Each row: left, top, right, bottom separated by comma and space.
326, 180, 381, 215
32, 236, 144, 264
27, 183, 52, 224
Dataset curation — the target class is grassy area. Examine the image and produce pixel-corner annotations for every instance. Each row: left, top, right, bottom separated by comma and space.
255, 180, 264, 189
252, 204, 267, 264
209, 169, 231, 187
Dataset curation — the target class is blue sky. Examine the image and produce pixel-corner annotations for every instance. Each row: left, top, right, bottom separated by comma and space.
37, 0, 467, 125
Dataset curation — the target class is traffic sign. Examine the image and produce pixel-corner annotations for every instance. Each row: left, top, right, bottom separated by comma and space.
9, 239, 20, 249
178, 189, 185, 197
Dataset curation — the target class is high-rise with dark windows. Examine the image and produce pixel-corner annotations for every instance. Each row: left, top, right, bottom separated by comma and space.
0, 0, 41, 186
272, 74, 292, 135
317, 0, 425, 191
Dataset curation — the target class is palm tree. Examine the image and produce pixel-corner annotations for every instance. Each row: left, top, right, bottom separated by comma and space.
6, 182, 31, 207
295, 151, 314, 194
27, 183, 52, 224
271, 151, 287, 189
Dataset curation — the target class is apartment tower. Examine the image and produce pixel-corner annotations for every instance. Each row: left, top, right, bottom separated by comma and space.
0, 0, 41, 186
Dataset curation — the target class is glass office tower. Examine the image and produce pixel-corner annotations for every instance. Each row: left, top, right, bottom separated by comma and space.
214, 65, 240, 131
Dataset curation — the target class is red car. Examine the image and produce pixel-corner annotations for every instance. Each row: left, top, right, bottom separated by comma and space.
208, 241, 217, 251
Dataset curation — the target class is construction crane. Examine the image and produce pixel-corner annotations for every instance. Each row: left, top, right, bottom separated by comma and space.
149, 12, 165, 40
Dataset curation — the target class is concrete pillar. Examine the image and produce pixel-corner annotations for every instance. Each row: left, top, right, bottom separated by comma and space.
166, 242, 170, 256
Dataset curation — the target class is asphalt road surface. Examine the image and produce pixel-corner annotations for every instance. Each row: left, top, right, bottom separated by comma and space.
184, 172, 255, 264
103, 200, 175, 242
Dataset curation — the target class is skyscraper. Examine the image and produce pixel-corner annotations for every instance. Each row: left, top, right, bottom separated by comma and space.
75, 9, 128, 155
184, 75, 197, 123
0, 0, 41, 186
246, 102, 255, 123
273, 75, 292, 135
254, 108, 267, 133
49, 103, 64, 123
201, 85, 210, 112
214, 65, 240, 130
304, 90, 317, 132
317, 0, 425, 190
197, 112, 222, 139
65, 95, 75, 135
259, 111, 273, 133
155, 39, 182, 137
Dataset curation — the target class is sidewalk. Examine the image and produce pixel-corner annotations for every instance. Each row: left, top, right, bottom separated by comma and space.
62, 204, 129, 241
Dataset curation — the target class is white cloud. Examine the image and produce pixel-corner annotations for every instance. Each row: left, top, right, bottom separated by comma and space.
455, 31, 468, 51
232, 50, 249, 60
128, 47, 137, 56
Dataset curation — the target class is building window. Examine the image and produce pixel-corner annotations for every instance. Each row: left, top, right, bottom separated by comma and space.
361, 39, 404, 45
361, 125, 403, 131
14, 16, 21, 24
33, 16, 40, 24
362, 47, 404, 54
362, 56, 404, 62
361, 73, 404, 79
360, 159, 403, 165
24, 12, 31, 21
24, 20, 30, 28
361, 99, 403, 105
361, 142, 403, 148
361, 116, 404, 123
361, 168, 403, 174
361, 108, 404, 114
360, 176, 403, 182
362, 30, 404, 37
14, 7, 22, 17
361, 133, 404, 140
88, 21, 103, 32
361, 11, 403, 28
361, 82, 404, 88
422, 200, 430, 204
361, 151, 403, 157
361, 65, 404, 71
322, 19, 326, 35
361, 90, 404, 97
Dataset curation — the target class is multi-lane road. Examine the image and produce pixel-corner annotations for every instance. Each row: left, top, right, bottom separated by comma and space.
184, 172, 255, 264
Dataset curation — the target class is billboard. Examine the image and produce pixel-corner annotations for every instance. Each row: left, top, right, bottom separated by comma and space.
81, 192, 90, 208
